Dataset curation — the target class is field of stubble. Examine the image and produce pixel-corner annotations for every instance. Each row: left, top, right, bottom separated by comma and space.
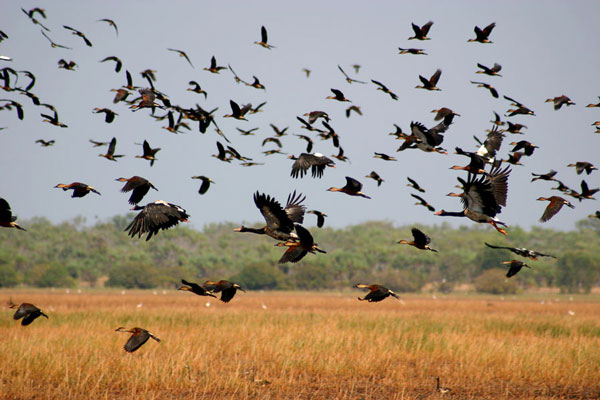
1, 290, 599, 400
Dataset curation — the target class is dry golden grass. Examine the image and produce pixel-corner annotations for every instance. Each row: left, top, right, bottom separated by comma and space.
1, 290, 599, 399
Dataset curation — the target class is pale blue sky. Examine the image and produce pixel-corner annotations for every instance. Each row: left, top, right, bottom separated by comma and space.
1, 1, 599, 232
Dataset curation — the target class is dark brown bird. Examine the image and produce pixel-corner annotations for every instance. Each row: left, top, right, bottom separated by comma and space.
131, 88, 163, 111
189, 176, 213, 195
503, 121, 527, 134
110, 88, 130, 104
237, 127, 258, 136
578, 180, 599, 201
545, 95, 575, 110
476, 62, 502, 76
327, 177, 371, 199
504, 152, 524, 166
89, 139, 109, 147
371, 79, 398, 100
99, 137, 124, 161
93, 107, 118, 123
510, 141, 538, 156
63, 25, 93, 47
373, 152, 396, 161
202, 280, 246, 302
398, 47, 427, 55
115, 176, 157, 205
331, 147, 349, 162
531, 170, 558, 182
275, 224, 326, 263
246, 76, 266, 90
468, 22, 496, 43
58, 59, 77, 70
54, 182, 101, 198
9, 301, 47, 325
327, 88, 351, 102
416, 69, 442, 91
0, 198, 26, 231
567, 162, 597, 175
485, 242, 556, 260
452, 148, 487, 175
167, 48, 194, 68
35, 139, 55, 147
366, 171, 384, 186
470, 81, 499, 98
294, 134, 314, 153
502, 260, 530, 278
254, 26, 274, 49
41, 30, 71, 49
235, 191, 305, 241
346, 105, 362, 118
115, 327, 160, 353
537, 196, 574, 222
125, 200, 189, 241
589, 211, 600, 219
204, 56, 226, 73
290, 153, 335, 179
411, 194, 435, 212
97, 18, 118, 36
178, 279, 216, 298
431, 107, 460, 121
354, 284, 400, 302
408, 21, 433, 40
397, 227, 437, 252
41, 110, 68, 127
307, 210, 327, 228
504, 95, 535, 117
303, 111, 330, 124
337, 65, 366, 84
586, 97, 600, 108
407, 177, 425, 193
134, 140, 160, 166
187, 81, 207, 98
224, 100, 251, 120
100, 56, 122, 73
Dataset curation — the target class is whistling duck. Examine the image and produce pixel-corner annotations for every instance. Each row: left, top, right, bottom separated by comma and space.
97, 18, 118, 36
567, 162, 597, 175
179, 279, 216, 298
398, 227, 437, 252
293, 134, 313, 153
331, 147, 349, 162
510, 141, 538, 156
235, 191, 305, 241
187, 80, 207, 98
476, 62, 502, 76
502, 260, 530, 278
416, 69, 442, 91
303, 111, 330, 124
537, 196, 574, 222
99, 56, 122, 72
58, 59, 77, 70
262, 137, 282, 148
115, 327, 160, 353
41, 110, 68, 127
589, 211, 600, 219
371, 79, 398, 100
63, 25, 92, 47
586, 97, 600, 107
167, 48, 194, 68
452, 148, 487, 174
134, 140, 160, 166
551, 180, 572, 193
354, 284, 400, 302
131, 88, 163, 112
345, 105, 362, 118
431, 107, 460, 121
408, 21, 433, 40
35, 139, 55, 147
578, 180, 599, 200
93, 107, 117, 123
366, 171, 384, 186
115, 176, 157, 205
202, 280, 246, 302
275, 224, 326, 263
485, 242, 556, 260
0, 99, 24, 120
504, 95, 535, 116
111, 88, 130, 104
437, 164, 511, 235
531, 170, 557, 182
224, 100, 250, 120
212, 141, 231, 162
254, 26, 274, 49
302, 68, 311, 78
468, 22, 496, 43
337, 65, 366, 84
328, 176, 371, 199
55, 182, 101, 198
0, 198, 26, 231
545, 95, 575, 110
98, 137, 124, 161
504, 152, 524, 166
352, 64, 361, 73
398, 47, 427, 55
404, 118, 451, 153
247, 76, 265, 90
191, 176, 214, 195
470, 81, 499, 98
407, 177, 425, 192
307, 210, 327, 228
9, 300, 47, 325
373, 152, 396, 161
237, 127, 258, 136
204, 56, 225, 73
327, 88, 350, 102
40, 30, 71, 49
411, 194, 435, 212
125, 200, 189, 241
290, 153, 335, 179
503, 121, 527, 134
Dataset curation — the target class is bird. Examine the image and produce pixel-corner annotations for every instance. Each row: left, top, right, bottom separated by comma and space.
327, 88, 351, 102
115, 176, 157, 205
0, 198, 26, 231
531, 170, 558, 182
54, 182, 101, 198
578, 180, 599, 200
130, 88, 163, 112
373, 152, 396, 161
503, 121, 527, 134
435, 377, 451, 394
337, 65, 366, 84
58, 59, 77, 70
502, 260, 530, 278
468, 22, 496, 43
303, 111, 330, 124
35, 139, 55, 147
0, 99, 24, 120
470, 81, 499, 98
365, 171, 384, 186
397, 227, 437, 252
408, 21, 433, 40
41, 110, 68, 128
537, 196, 574, 222
294, 134, 314, 153
63, 25, 93, 47
354, 284, 400, 302
331, 147, 349, 162
237, 127, 258, 136
189, 176, 214, 195
398, 47, 427, 55
504, 152, 524, 166
346, 105, 362, 118
476, 62, 502, 76
99, 56, 122, 73
97, 18, 118, 36
262, 137, 282, 148
407, 177, 425, 193
504, 95, 535, 116
589, 211, 600, 219
327, 177, 371, 199
451, 148, 487, 175
125, 200, 190, 241
254, 26, 275, 49
510, 141, 538, 156
167, 48, 194, 68
270, 123, 289, 137
187, 81, 207, 98
275, 224, 326, 263
202, 280, 246, 302
93, 107, 117, 123
235, 191, 305, 241
135, 140, 160, 166
99, 137, 124, 161
484, 242, 556, 260
178, 279, 216, 298
567, 162, 597, 175
307, 210, 327, 228
545, 95, 575, 110
40, 30, 72, 49
246, 76, 266, 90
204, 56, 226, 73
416, 69, 442, 90
431, 107, 460, 121
586, 97, 600, 108
290, 153, 336, 179
89, 139, 109, 147
371, 79, 398, 100
115, 327, 160, 353
9, 300, 47, 325
111, 88, 130, 104
224, 100, 251, 120
411, 194, 435, 212
212, 141, 231, 162
302, 68, 311, 78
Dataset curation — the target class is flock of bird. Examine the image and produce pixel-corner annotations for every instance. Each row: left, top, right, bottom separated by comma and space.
2, 8, 599, 356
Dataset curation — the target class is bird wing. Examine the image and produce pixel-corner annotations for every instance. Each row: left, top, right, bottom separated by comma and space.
344, 176, 363, 192
411, 227, 431, 246
540, 199, 565, 222
124, 330, 150, 353
261, 25, 268, 43
108, 137, 117, 155
285, 190, 306, 224
254, 192, 294, 233
421, 21, 433, 36
429, 69, 442, 86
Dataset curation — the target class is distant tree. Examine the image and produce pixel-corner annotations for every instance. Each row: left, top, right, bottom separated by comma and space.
556, 251, 598, 294
30, 263, 76, 288
106, 262, 160, 289
230, 262, 285, 290
0, 264, 19, 287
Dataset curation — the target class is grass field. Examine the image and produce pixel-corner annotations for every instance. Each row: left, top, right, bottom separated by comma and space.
1, 290, 599, 399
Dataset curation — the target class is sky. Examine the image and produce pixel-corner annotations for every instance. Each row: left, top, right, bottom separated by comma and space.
1, 1, 599, 233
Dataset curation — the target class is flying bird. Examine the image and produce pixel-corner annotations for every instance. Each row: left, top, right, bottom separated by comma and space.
115, 327, 160, 353
416, 69, 442, 91
97, 19, 118, 36
9, 300, 47, 325
99, 137, 124, 161
468, 22, 496, 43
502, 260, 530, 278
0, 198, 26, 231
125, 200, 190, 241
167, 48, 194, 68
290, 153, 335, 179
54, 182, 101, 198
254, 26, 275, 49
409, 21, 434, 40
178, 279, 216, 298
307, 210, 327, 228
327, 176, 371, 199
537, 196, 574, 222
485, 242, 556, 260
202, 280, 246, 302
191, 176, 214, 195
275, 224, 326, 263
63, 25, 92, 47
115, 176, 157, 205
371, 79, 398, 100
354, 284, 400, 302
